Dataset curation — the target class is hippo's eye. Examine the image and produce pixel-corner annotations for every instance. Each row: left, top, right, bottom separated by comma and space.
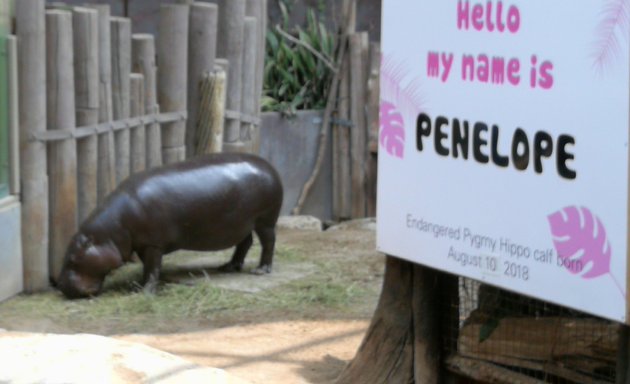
76, 234, 94, 248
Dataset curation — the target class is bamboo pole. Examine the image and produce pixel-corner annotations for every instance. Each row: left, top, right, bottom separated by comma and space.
16, 0, 49, 291
332, 0, 355, 221
73, 7, 99, 223
334, 56, 352, 221
111, 16, 131, 183
240, 16, 257, 153
46, 9, 79, 281
349, 32, 368, 218
366, 42, 380, 218
131, 34, 161, 168
216, 0, 245, 152
245, 0, 266, 153
196, 68, 226, 155
158, 4, 189, 164
86, 4, 116, 205
186, 2, 217, 158
292, 0, 354, 216
130, 73, 146, 173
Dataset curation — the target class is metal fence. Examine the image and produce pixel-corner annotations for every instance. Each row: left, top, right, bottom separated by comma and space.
444, 278, 619, 383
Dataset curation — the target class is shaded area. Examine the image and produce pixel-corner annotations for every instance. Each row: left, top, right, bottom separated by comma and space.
0, 228, 383, 335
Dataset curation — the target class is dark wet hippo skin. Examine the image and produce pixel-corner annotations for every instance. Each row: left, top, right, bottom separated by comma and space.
57, 153, 283, 299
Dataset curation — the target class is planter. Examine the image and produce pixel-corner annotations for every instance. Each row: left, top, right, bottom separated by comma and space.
258, 110, 332, 221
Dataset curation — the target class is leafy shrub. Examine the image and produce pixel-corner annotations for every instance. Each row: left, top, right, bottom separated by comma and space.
262, 3, 335, 115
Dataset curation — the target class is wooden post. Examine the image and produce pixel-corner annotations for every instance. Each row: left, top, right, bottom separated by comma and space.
196, 68, 226, 155
46, 9, 79, 281
366, 42, 380, 218
87, 4, 116, 205
245, 0, 266, 153
336, 256, 415, 383
240, 16, 257, 152
616, 325, 630, 384
186, 2, 217, 158
333, 56, 352, 221
111, 16, 131, 183
73, 7, 99, 223
16, 0, 49, 291
132, 34, 161, 168
349, 32, 368, 219
216, 0, 245, 152
130, 73, 146, 173
158, 4, 189, 164
336, 257, 449, 383
333, 0, 356, 221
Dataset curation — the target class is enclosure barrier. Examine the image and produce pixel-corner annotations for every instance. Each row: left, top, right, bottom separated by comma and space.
12, 0, 266, 289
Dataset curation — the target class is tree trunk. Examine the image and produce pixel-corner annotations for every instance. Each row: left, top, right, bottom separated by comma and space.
337, 256, 457, 383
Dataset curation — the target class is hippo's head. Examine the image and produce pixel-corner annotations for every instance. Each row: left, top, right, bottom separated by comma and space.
57, 232, 123, 299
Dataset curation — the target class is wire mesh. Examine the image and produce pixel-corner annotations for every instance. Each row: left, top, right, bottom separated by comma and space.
443, 277, 620, 383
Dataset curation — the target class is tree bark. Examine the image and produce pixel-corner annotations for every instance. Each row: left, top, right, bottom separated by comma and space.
337, 256, 454, 384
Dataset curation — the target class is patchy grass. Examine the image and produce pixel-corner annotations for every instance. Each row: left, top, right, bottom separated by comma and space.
0, 230, 384, 335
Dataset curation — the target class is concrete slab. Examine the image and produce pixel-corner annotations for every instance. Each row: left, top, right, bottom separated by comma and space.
0, 331, 250, 384
327, 218, 376, 232
277, 215, 322, 231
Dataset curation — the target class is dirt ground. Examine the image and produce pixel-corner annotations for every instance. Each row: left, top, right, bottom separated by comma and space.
117, 320, 370, 384
0, 220, 384, 384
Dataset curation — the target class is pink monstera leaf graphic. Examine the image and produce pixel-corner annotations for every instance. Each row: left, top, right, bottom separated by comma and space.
548, 206, 625, 298
379, 101, 405, 158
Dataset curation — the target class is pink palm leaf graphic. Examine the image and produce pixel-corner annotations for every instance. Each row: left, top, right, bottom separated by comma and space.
380, 55, 424, 119
380, 102, 405, 158
378, 55, 425, 159
548, 206, 625, 298
592, 0, 630, 73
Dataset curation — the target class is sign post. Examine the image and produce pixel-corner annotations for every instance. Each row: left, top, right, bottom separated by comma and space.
377, 0, 630, 323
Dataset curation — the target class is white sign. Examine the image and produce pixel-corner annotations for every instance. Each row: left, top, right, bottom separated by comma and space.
377, 0, 630, 322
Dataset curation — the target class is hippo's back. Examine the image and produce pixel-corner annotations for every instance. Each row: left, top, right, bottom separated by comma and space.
120, 153, 283, 252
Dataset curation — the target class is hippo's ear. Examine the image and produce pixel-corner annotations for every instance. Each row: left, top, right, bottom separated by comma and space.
77, 233, 94, 248
88, 240, 124, 273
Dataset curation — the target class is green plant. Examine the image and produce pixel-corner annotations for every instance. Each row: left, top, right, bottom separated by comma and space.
263, 3, 335, 115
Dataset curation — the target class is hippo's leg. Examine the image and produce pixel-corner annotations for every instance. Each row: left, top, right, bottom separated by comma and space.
251, 225, 275, 275
219, 233, 253, 273
140, 247, 163, 294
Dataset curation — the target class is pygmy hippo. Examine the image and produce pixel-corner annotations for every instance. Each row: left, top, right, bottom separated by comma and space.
57, 153, 283, 299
